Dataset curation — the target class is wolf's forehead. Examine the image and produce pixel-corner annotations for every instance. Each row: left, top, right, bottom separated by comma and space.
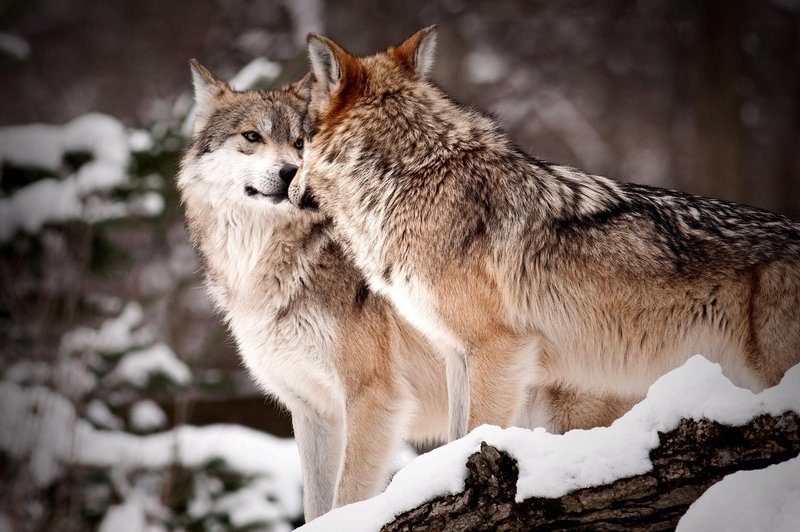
197, 96, 302, 151
260, 102, 301, 141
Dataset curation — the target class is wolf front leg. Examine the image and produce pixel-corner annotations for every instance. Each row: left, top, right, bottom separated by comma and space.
465, 335, 532, 432
334, 378, 404, 508
446, 353, 469, 441
291, 405, 343, 522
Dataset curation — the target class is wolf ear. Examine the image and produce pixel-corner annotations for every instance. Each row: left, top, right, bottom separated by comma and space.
286, 71, 314, 101
306, 34, 352, 102
395, 25, 438, 79
189, 59, 231, 135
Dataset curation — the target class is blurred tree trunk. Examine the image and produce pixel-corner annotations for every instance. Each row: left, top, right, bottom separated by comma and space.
690, 0, 749, 204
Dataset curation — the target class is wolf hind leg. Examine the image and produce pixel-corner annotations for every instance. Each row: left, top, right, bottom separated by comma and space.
524, 385, 637, 433
551, 386, 637, 432
749, 261, 800, 387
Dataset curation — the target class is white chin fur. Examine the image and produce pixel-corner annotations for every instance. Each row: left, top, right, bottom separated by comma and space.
190, 147, 286, 202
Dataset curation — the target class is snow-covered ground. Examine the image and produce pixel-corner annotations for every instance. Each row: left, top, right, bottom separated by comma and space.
300, 356, 800, 531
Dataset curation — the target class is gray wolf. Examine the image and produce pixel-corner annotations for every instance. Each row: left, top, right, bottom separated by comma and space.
177, 60, 632, 520
288, 27, 800, 442
177, 61, 446, 520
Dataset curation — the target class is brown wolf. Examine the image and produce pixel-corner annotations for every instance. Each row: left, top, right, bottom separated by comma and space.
176, 61, 631, 520
288, 27, 800, 442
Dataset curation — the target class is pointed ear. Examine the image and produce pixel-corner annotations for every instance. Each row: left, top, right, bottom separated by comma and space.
189, 59, 231, 134
306, 34, 351, 102
395, 25, 438, 79
286, 71, 314, 101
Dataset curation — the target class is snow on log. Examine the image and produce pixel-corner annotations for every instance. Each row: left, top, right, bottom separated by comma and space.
384, 413, 799, 531
299, 356, 800, 531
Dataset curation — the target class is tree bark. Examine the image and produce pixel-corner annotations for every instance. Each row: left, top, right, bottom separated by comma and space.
383, 412, 800, 532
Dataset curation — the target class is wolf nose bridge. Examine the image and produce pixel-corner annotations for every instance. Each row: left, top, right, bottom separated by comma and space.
279, 164, 298, 185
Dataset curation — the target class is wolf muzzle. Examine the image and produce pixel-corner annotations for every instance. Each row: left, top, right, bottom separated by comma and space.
288, 179, 320, 212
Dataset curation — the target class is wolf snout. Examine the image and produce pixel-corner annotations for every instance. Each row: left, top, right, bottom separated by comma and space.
279, 164, 298, 185
288, 178, 320, 212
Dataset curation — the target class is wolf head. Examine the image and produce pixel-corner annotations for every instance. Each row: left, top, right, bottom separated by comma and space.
179, 60, 313, 214
287, 26, 443, 216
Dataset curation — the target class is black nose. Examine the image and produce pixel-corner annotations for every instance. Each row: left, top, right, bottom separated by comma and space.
279, 164, 298, 185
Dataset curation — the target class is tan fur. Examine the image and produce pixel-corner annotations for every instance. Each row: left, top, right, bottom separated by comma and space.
535, 385, 637, 433
177, 62, 629, 521
178, 62, 448, 520
289, 28, 800, 441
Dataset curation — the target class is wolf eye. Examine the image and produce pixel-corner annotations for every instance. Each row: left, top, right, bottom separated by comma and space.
242, 131, 262, 143
294, 138, 304, 150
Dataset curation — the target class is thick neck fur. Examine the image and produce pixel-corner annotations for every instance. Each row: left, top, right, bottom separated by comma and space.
181, 191, 328, 318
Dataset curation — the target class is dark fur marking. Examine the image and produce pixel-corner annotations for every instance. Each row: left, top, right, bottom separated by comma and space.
354, 281, 370, 308
462, 218, 487, 252
380, 90, 401, 103
325, 147, 341, 165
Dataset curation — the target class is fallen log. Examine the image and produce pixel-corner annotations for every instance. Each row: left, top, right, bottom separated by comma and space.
383, 412, 800, 531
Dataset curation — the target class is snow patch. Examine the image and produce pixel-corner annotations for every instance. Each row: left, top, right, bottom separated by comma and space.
5, 360, 51, 384
214, 477, 294, 530
229, 57, 282, 91
299, 356, 800, 531
283, 0, 325, 47
98, 496, 147, 532
129, 400, 168, 432
0, 113, 128, 183
0, 113, 131, 241
86, 399, 124, 430
53, 358, 96, 399
677, 456, 800, 532
465, 48, 506, 84
0, 382, 78, 487
0, 381, 302, 522
76, 423, 303, 522
108, 343, 191, 387
61, 301, 152, 356
128, 129, 155, 152
83, 191, 165, 222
